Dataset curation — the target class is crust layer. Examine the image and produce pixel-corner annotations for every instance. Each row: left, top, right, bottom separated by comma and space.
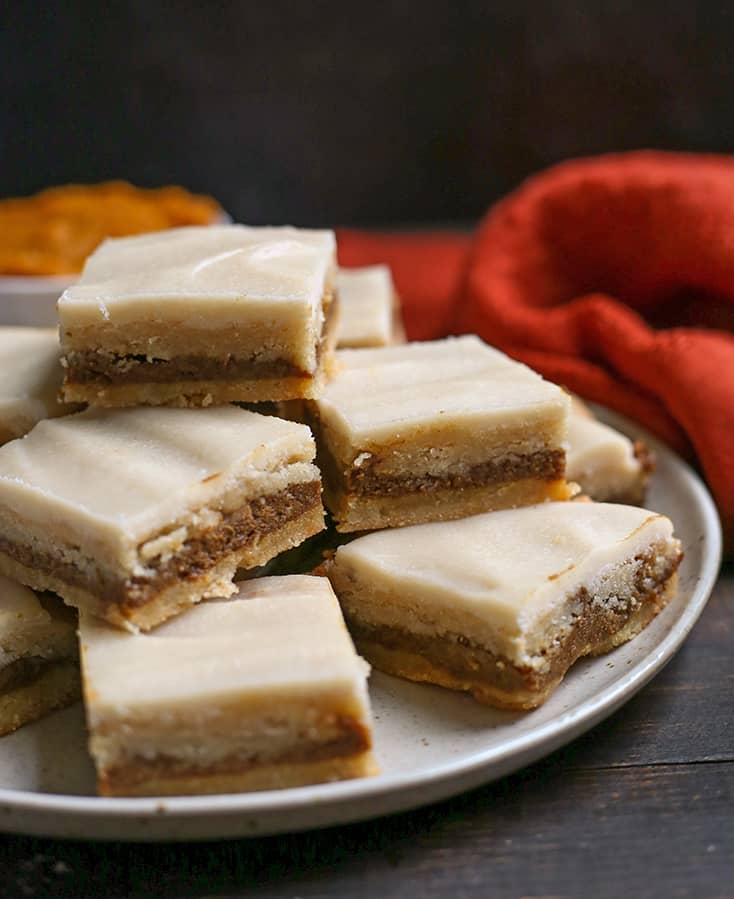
308, 404, 572, 531
340, 564, 680, 710
0, 489, 324, 631
64, 351, 307, 384
328, 477, 573, 533
99, 750, 379, 797
59, 370, 332, 407
0, 661, 81, 736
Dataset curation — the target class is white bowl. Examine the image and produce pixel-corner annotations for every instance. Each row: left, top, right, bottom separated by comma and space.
0, 275, 76, 327
0, 214, 233, 328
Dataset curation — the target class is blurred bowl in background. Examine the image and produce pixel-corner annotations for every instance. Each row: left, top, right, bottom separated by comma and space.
0, 275, 75, 327
0, 183, 229, 328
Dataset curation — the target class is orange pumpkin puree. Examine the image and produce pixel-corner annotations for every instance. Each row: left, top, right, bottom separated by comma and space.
0, 182, 222, 276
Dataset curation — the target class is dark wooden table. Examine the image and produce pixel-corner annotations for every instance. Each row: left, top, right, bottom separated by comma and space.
1, 566, 731, 899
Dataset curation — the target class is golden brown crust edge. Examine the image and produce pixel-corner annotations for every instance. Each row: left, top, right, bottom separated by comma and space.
97, 751, 379, 797
339, 567, 680, 711
0, 661, 81, 737
0, 503, 324, 632
61, 289, 341, 407
329, 477, 574, 533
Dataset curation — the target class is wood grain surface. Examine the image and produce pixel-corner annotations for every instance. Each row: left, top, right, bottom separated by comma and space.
0, 566, 730, 899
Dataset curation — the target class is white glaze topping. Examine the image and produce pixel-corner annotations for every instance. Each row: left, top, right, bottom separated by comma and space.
315, 336, 569, 445
332, 502, 677, 663
336, 265, 396, 348
80, 575, 369, 712
58, 225, 336, 327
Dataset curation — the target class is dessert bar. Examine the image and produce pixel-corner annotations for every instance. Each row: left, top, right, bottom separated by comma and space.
328, 502, 682, 709
567, 398, 652, 503
306, 336, 572, 531
80, 575, 377, 796
0, 327, 74, 445
0, 575, 79, 736
0, 406, 324, 631
336, 265, 404, 348
59, 225, 338, 406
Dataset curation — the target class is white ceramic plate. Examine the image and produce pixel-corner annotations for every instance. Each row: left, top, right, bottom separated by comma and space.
0, 410, 721, 841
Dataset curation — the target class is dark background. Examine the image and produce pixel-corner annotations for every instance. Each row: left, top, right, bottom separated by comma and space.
2, 1, 734, 227
1, 8, 733, 898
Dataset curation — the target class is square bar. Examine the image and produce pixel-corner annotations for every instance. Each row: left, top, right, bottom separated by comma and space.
0, 575, 79, 736
58, 225, 338, 406
0, 327, 75, 445
328, 502, 682, 709
80, 575, 377, 797
567, 398, 652, 504
306, 336, 572, 531
336, 265, 405, 348
0, 406, 324, 631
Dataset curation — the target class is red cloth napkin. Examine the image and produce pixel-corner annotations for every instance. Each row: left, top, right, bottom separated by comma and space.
337, 151, 734, 549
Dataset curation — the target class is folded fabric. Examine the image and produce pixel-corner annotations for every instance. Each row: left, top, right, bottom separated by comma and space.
338, 151, 734, 549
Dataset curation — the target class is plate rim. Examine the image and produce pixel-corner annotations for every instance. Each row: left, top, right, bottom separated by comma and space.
0, 408, 722, 835
0, 274, 75, 291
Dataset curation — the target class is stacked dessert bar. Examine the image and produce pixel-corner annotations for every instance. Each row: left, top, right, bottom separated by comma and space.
305, 336, 574, 531
302, 294, 679, 710
0, 229, 682, 798
0, 226, 374, 795
0, 327, 77, 444
335, 265, 405, 348
58, 225, 340, 406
